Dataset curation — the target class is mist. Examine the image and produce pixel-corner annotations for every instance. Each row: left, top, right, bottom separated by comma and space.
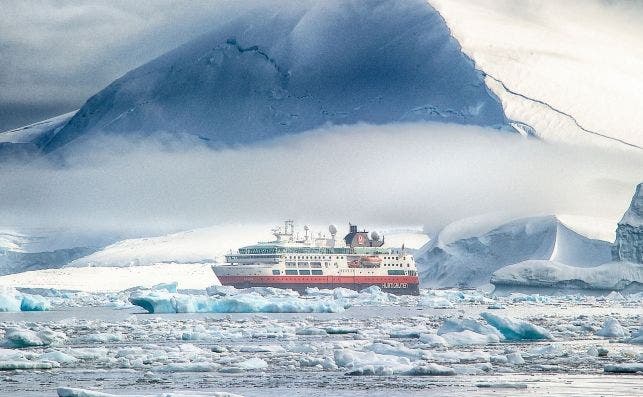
1, 122, 641, 237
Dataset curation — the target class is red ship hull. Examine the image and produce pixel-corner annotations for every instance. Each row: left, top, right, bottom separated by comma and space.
216, 275, 420, 295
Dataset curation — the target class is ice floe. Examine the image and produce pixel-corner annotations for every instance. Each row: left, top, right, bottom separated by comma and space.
480, 312, 553, 340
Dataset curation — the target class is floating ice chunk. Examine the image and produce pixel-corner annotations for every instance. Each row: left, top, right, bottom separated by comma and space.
238, 345, 285, 353
527, 344, 567, 358
57, 387, 244, 396
237, 357, 267, 370
365, 341, 424, 359
480, 312, 553, 340
403, 363, 456, 376
418, 296, 454, 308
418, 333, 448, 347
19, 294, 50, 311
1, 327, 67, 348
0, 360, 56, 370
296, 327, 327, 336
441, 330, 500, 346
80, 332, 125, 343
604, 363, 643, 373
596, 317, 629, 338
206, 285, 239, 296
629, 327, 643, 344
333, 288, 359, 299
476, 383, 527, 389
324, 326, 358, 334
153, 362, 220, 372
437, 318, 503, 339
506, 352, 525, 365
152, 282, 178, 293
0, 286, 22, 312
130, 291, 345, 313
334, 349, 411, 371
41, 350, 78, 364
389, 326, 427, 338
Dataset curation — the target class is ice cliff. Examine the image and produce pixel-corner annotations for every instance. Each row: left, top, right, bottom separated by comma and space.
612, 183, 643, 263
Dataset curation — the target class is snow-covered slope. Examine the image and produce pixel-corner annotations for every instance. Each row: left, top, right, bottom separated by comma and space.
43, 0, 507, 153
491, 260, 642, 292
416, 215, 613, 288
0, 228, 115, 276
0, 111, 75, 159
67, 224, 429, 268
612, 183, 643, 263
430, 0, 643, 150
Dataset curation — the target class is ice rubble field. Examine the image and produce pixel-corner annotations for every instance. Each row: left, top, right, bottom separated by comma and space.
0, 285, 641, 396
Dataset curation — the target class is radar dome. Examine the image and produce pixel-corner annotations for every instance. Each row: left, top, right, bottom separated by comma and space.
371, 231, 380, 241
329, 224, 337, 235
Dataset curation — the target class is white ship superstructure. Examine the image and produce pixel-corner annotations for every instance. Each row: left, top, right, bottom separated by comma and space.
212, 221, 419, 295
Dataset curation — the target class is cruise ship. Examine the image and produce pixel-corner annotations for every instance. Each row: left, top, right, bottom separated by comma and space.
211, 221, 420, 295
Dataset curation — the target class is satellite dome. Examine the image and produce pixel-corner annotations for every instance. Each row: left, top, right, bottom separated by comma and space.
371, 231, 380, 241
329, 224, 337, 235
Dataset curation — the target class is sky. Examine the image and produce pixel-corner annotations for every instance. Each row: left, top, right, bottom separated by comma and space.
0, 1, 237, 131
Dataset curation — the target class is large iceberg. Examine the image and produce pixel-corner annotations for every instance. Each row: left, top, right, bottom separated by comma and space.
129, 290, 346, 314
416, 216, 612, 288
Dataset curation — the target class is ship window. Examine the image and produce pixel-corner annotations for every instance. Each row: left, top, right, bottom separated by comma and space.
286, 262, 296, 268
311, 270, 323, 275
310, 262, 322, 268
285, 270, 298, 275
298, 262, 309, 268
388, 269, 405, 276
299, 269, 310, 275
272, 269, 280, 275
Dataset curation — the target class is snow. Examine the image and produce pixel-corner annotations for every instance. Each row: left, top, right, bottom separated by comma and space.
596, 318, 629, 338
129, 290, 346, 314
0, 111, 75, 145
0, 263, 218, 292
43, 0, 506, 154
430, 0, 643, 150
480, 312, 553, 341
67, 224, 270, 268
417, 215, 613, 288
491, 260, 643, 291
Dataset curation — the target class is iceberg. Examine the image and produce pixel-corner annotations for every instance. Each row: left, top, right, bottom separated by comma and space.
0, 286, 50, 311
130, 290, 346, 313
417, 216, 613, 288
1, 327, 67, 348
596, 318, 629, 338
441, 330, 500, 346
437, 318, 503, 340
480, 312, 553, 341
